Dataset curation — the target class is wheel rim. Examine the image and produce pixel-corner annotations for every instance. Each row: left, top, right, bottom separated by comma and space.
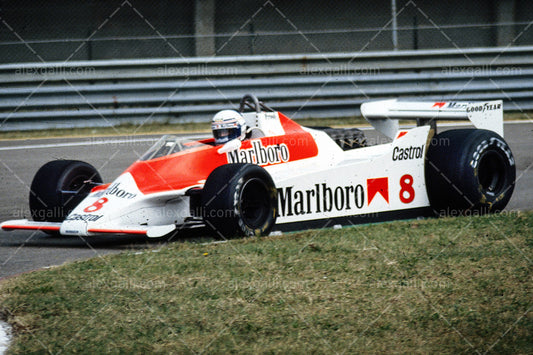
478, 151, 506, 195
239, 178, 271, 229
59, 169, 99, 211
62, 174, 89, 192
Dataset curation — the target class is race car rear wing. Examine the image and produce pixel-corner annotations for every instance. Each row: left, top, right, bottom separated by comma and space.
360, 99, 503, 139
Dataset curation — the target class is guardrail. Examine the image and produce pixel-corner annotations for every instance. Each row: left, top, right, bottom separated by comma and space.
1, 46, 532, 131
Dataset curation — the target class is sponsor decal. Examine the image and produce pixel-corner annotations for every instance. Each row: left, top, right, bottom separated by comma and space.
66, 213, 103, 222
432, 102, 446, 108
447, 102, 468, 109
396, 131, 408, 139
105, 183, 137, 199
392, 145, 424, 161
277, 175, 418, 217
277, 183, 365, 217
227, 140, 290, 165
470, 137, 514, 169
466, 102, 501, 113
367, 177, 389, 205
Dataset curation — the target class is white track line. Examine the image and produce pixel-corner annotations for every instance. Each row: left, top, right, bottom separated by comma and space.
0, 138, 154, 151
0, 134, 210, 151
0, 121, 528, 151
0, 321, 10, 355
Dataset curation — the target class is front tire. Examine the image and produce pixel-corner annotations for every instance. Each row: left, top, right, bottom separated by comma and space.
426, 129, 515, 215
29, 160, 102, 223
202, 164, 277, 237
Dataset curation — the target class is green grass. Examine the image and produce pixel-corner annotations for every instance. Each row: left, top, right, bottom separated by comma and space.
1, 212, 532, 354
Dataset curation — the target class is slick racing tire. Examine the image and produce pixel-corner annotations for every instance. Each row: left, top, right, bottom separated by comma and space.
30, 160, 103, 223
425, 129, 515, 216
202, 164, 277, 238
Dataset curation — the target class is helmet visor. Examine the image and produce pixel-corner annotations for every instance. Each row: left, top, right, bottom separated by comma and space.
212, 122, 243, 144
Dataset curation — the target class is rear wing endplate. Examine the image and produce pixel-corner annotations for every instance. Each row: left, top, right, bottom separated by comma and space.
360, 99, 503, 139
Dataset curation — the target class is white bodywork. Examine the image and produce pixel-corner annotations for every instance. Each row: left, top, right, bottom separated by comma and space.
270, 125, 431, 225
60, 172, 188, 238
361, 99, 503, 138
1, 100, 504, 237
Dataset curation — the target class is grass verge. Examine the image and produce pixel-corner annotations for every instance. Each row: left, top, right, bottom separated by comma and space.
1, 212, 532, 354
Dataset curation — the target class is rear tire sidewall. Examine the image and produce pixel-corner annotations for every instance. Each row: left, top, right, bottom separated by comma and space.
202, 164, 277, 237
426, 129, 515, 215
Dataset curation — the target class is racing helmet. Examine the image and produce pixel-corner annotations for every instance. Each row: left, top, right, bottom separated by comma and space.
211, 110, 247, 145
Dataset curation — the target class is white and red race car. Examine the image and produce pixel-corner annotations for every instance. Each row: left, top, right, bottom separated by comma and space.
1, 95, 515, 238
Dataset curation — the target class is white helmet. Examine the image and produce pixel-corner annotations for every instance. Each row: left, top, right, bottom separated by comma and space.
211, 110, 247, 145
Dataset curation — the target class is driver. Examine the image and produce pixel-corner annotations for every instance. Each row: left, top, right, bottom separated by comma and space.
211, 110, 264, 144
211, 110, 247, 145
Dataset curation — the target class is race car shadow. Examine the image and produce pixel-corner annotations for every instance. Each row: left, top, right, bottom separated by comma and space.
0, 227, 214, 250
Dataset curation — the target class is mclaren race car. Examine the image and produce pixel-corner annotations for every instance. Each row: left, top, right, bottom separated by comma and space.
1, 95, 515, 238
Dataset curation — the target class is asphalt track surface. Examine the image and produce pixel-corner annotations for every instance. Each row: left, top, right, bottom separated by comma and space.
0, 123, 531, 279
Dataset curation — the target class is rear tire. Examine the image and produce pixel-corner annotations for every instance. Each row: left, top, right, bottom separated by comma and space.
29, 160, 102, 223
202, 164, 277, 237
426, 129, 515, 215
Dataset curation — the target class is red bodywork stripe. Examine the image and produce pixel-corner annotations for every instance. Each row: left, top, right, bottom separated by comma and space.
88, 228, 147, 235
91, 183, 111, 193
1, 224, 60, 231
125, 112, 319, 195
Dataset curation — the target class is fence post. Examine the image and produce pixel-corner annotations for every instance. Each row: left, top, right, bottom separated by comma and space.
194, 0, 215, 57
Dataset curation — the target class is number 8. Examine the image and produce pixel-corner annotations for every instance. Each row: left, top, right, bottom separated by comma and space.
399, 174, 415, 203
83, 197, 108, 213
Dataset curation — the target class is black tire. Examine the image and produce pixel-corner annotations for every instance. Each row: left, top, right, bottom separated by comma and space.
29, 160, 102, 222
202, 164, 277, 237
426, 129, 515, 215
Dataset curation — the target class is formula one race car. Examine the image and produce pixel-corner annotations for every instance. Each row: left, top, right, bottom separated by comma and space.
1, 94, 515, 238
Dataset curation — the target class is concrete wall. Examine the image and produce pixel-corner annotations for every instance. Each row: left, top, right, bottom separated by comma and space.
0, 0, 195, 63
214, 0, 392, 54
0, 0, 531, 63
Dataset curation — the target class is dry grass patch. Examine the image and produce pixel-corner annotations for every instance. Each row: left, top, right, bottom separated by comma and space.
1, 212, 531, 353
